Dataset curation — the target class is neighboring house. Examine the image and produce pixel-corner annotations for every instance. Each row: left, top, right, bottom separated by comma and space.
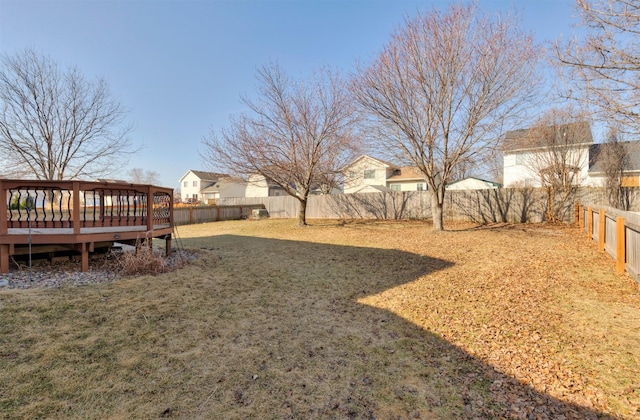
245, 174, 286, 197
446, 177, 501, 190
386, 166, 428, 192
179, 170, 228, 203
343, 155, 427, 194
201, 177, 247, 204
588, 141, 640, 187
503, 122, 594, 188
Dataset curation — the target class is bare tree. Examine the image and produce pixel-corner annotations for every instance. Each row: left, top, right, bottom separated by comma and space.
0, 49, 135, 180
128, 168, 160, 185
513, 108, 593, 222
202, 63, 361, 226
557, 0, 640, 133
592, 127, 640, 210
352, 2, 541, 230
601, 128, 628, 209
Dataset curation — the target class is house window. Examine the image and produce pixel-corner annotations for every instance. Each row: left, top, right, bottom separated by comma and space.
390, 184, 401, 191
515, 153, 526, 165
193, 180, 198, 187
417, 183, 424, 191
183, 181, 188, 187
364, 169, 376, 179
192, 194, 198, 200
348, 171, 356, 179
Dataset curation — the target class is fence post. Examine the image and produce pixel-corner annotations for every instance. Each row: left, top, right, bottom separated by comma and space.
599, 209, 605, 251
579, 205, 584, 230
616, 216, 625, 274
575, 202, 580, 227
587, 207, 593, 239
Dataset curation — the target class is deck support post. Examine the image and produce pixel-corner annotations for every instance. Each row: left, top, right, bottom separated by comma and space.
80, 242, 89, 272
165, 234, 172, 256
0, 244, 9, 274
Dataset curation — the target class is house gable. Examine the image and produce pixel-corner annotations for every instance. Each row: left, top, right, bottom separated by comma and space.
343, 155, 430, 193
179, 169, 229, 203
343, 155, 398, 194
446, 177, 501, 190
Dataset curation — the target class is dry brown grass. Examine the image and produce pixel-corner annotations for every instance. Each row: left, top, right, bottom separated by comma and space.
112, 241, 169, 276
0, 219, 638, 419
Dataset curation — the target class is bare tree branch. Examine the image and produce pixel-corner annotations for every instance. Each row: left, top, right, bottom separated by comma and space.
0, 49, 136, 180
556, 0, 640, 133
514, 107, 592, 222
202, 63, 362, 226
127, 168, 160, 185
352, 2, 542, 230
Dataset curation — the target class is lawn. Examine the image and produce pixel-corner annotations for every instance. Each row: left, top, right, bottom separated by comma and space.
0, 219, 638, 419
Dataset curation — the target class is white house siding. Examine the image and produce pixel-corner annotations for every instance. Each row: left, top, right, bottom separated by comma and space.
203, 181, 248, 204
343, 156, 393, 194
387, 180, 426, 192
180, 171, 204, 202
503, 146, 593, 188
245, 174, 270, 197
219, 182, 247, 198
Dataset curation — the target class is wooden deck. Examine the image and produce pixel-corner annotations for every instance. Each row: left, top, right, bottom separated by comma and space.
1, 179, 174, 273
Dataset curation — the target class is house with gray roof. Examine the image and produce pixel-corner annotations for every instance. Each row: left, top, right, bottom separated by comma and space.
503, 121, 640, 188
588, 141, 640, 187
503, 122, 595, 187
179, 170, 230, 203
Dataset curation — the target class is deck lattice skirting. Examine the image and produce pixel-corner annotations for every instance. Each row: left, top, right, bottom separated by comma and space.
1, 179, 174, 273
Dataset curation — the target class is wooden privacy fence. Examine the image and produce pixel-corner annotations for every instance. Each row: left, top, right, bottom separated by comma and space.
217, 189, 577, 224
578, 203, 640, 282
217, 188, 640, 224
173, 204, 265, 226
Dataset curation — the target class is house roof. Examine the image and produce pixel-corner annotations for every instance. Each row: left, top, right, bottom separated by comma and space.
201, 177, 246, 193
504, 122, 593, 152
386, 166, 424, 181
346, 155, 399, 170
589, 140, 640, 174
446, 177, 502, 188
180, 170, 228, 182
353, 185, 394, 194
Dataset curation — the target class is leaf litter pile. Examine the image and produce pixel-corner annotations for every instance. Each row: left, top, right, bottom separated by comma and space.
0, 219, 638, 418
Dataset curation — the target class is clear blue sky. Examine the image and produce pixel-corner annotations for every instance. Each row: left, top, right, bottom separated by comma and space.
1, 0, 579, 189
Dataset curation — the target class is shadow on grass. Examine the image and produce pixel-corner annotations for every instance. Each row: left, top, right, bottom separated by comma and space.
0, 234, 613, 418
174, 234, 612, 419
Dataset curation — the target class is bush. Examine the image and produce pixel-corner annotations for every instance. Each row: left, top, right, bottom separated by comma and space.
113, 239, 168, 276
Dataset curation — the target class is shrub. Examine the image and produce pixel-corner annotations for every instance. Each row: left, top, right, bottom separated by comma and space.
113, 238, 168, 276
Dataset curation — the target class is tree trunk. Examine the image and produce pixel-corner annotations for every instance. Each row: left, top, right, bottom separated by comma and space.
297, 197, 308, 227
430, 188, 444, 231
